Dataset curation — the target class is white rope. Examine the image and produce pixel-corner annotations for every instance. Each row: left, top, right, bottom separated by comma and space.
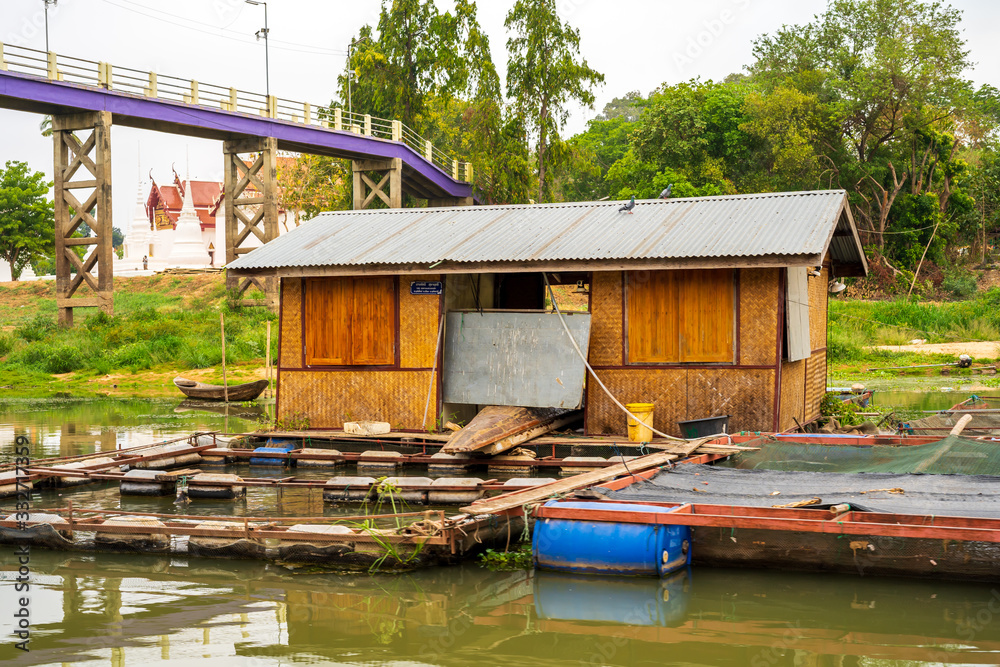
542, 273, 694, 443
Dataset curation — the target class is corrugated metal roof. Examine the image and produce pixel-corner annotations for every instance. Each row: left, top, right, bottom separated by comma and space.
227, 190, 860, 271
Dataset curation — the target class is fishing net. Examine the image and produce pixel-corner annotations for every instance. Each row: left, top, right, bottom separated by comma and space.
717, 435, 1000, 476
603, 464, 1000, 518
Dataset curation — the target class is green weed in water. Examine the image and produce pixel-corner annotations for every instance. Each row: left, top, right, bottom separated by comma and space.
478, 544, 533, 571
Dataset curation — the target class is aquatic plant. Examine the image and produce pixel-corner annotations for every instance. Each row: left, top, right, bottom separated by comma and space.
819, 392, 863, 427
478, 544, 533, 571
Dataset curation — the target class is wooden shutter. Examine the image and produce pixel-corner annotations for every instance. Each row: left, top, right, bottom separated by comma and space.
785, 267, 811, 362
627, 271, 679, 363
305, 278, 351, 365
352, 277, 395, 365
627, 269, 734, 364
679, 269, 734, 363
305, 277, 395, 366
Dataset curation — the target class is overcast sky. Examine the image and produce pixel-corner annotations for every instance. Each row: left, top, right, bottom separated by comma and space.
3, 0, 1000, 234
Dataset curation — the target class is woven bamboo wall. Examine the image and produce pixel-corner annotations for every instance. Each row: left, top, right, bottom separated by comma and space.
279, 370, 436, 429
589, 271, 623, 366
779, 360, 806, 431
740, 268, 780, 366
586, 368, 776, 437
809, 265, 829, 352
280, 278, 303, 368
399, 274, 442, 368
805, 349, 827, 420
687, 368, 776, 433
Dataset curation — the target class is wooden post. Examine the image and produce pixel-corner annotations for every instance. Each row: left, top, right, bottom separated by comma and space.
228, 87, 238, 111
53, 111, 114, 326
265, 320, 272, 400
0, 42, 7, 71
334, 107, 342, 131
221, 313, 228, 403
47, 51, 59, 80
364, 114, 372, 136
146, 72, 158, 97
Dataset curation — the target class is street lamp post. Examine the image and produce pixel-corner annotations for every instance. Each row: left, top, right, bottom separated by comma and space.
43, 0, 57, 53
245, 0, 270, 100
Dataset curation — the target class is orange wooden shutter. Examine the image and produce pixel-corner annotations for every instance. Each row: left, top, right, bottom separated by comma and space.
627, 271, 679, 363
305, 278, 351, 365
351, 277, 395, 365
679, 269, 734, 363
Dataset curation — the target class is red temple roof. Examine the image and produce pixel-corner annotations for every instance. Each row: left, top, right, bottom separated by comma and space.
147, 179, 223, 231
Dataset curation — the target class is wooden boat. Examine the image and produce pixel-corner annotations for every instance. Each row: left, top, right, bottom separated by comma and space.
173, 376, 268, 402
442, 405, 580, 456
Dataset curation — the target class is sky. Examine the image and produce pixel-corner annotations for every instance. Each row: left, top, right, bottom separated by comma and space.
3, 0, 1000, 235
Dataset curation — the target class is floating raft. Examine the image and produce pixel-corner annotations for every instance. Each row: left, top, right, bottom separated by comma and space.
533, 499, 1000, 582
0, 508, 524, 572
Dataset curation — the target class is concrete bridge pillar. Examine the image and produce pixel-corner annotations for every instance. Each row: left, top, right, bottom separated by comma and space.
223, 136, 279, 311
53, 111, 114, 326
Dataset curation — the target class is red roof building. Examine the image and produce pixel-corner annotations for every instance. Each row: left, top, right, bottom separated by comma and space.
147, 174, 223, 232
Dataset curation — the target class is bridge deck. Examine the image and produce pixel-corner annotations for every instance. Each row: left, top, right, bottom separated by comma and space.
0, 68, 471, 201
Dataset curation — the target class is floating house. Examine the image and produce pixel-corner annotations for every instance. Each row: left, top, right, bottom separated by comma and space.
227, 190, 868, 437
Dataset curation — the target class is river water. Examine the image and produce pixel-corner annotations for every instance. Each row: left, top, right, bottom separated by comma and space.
1, 398, 999, 666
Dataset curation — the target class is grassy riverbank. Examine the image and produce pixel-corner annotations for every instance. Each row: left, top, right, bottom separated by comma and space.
828, 291, 1000, 386
0, 274, 276, 398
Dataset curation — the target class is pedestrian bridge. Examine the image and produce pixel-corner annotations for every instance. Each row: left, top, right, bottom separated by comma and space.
0, 43, 474, 320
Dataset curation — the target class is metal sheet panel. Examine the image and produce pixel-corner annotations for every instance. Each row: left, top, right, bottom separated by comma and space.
227, 190, 866, 272
785, 267, 811, 362
442, 311, 591, 409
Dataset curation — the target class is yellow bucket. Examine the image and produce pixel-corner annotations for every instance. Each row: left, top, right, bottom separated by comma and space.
626, 403, 655, 442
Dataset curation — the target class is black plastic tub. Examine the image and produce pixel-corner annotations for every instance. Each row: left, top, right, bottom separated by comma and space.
678, 415, 730, 438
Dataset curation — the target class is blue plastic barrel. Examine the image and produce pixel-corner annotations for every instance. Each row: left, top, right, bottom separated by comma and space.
532, 500, 691, 577
533, 568, 690, 626
250, 441, 295, 466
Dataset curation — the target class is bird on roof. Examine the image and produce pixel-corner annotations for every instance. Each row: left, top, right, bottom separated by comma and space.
658, 184, 673, 199
618, 195, 636, 214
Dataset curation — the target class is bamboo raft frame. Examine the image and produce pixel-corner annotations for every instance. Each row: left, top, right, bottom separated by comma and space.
0, 503, 527, 569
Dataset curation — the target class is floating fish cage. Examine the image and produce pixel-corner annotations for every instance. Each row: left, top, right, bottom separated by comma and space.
0, 507, 524, 572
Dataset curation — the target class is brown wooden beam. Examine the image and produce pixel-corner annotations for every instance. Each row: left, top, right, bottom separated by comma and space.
223, 136, 279, 311
54, 110, 113, 326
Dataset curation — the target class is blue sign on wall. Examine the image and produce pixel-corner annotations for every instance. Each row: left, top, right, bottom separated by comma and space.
410, 280, 443, 295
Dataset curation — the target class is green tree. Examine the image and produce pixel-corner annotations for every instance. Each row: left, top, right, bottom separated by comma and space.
505, 0, 604, 202
552, 94, 650, 201
749, 0, 972, 246
0, 161, 54, 281
626, 79, 758, 195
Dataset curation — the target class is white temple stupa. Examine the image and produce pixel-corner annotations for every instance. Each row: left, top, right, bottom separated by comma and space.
118, 181, 154, 273
165, 180, 212, 268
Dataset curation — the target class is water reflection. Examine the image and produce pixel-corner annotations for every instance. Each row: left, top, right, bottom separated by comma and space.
0, 398, 266, 462
2, 550, 998, 666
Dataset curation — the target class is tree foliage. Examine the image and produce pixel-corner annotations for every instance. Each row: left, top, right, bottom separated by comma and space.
0, 161, 54, 281
505, 0, 604, 202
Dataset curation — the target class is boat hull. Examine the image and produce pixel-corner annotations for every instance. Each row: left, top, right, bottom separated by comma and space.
173, 377, 268, 401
